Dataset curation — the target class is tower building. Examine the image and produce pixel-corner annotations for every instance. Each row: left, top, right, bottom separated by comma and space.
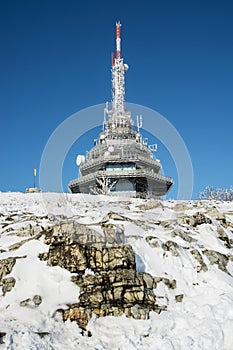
69, 22, 173, 197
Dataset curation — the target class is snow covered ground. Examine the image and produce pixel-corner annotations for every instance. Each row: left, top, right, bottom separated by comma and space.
0, 192, 233, 349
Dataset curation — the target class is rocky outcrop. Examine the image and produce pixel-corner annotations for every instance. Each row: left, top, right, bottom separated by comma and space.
171, 229, 197, 243
65, 264, 157, 329
40, 222, 167, 330
0, 257, 16, 282
191, 249, 208, 272
180, 212, 212, 227
203, 250, 229, 273
2, 277, 16, 295
0, 256, 26, 295
162, 241, 179, 256
43, 219, 124, 248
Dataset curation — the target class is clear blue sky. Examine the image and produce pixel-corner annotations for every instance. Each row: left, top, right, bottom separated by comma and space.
0, 0, 232, 198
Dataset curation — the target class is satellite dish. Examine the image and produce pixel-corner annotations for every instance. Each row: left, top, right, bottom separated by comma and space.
124, 64, 129, 71
108, 146, 114, 153
76, 155, 85, 166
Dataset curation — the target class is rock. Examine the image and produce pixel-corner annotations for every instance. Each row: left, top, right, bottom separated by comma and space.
9, 238, 32, 251
162, 278, 177, 289
162, 241, 179, 256
33, 294, 42, 306
217, 227, 231, 248
63, 306, 92, 330
100, 212, 130, 223
203, 250, 229, 273
146, 236, 160, 248
86, 245, 136, 271
20, 298, 32, 307
44, 219, 127, 247
124, 288, 144, 304
137, 200, 162, 211
160, 221, 171, 228
153, 277, 176, 289
153, 304, 167, 313
0, 257, 16, 283
41, 223, 168, 329
2, 277, 16, 295
171, 229, 196, 243
130, 305, 149, 320
0, 332, 6, 344
181, 212, 212, 227
140, 272, 154, 289
5, 216, 15, 222
175, 294, 184, 302
101, 223, 125, 245
47, 243, 87, 273
44, 222, 105, 246
9, 231, 44, 251
173, 203, 192, 212
191, 250, 208, 272
34, 332, 50, 339
206, 207, 226, 225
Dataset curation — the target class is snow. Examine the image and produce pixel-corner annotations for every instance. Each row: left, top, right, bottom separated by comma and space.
0, 192, 233, 349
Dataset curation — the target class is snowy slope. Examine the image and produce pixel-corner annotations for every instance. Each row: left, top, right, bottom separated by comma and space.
0, 192, 233, 349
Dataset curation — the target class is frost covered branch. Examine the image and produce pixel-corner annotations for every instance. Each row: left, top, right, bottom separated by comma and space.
199, 186, 233, 201
90, 176, 117, 195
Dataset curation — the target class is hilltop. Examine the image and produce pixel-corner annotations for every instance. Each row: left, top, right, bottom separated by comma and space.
0, 193, 233, 349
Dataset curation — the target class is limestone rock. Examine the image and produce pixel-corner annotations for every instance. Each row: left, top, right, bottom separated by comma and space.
0, 257, 16, 283
181, 212, 212, 227
20, 298, 32, 307
2, 277, 16, 295
33, 294, 42, 306
175, 294, 184, 302
47, 243, 87, 273
153, 277, 177, 289
206, 207, 226, 225
173, 203, 192, 212
20, 295, 42, 308
101, 223, 125, 244
146, 236, 160, 248
162, 241, 179, 256
217, 227, 231, 248
203, 250, 229, 273
130, 305, 149, 320
62, 306, 92, 330
137, 200, 162, 211
40, 222, 174, 329
86, 245, 135, 271
171, 229, 196, 243
191, 250, 208, 272
100, 212, 130, 223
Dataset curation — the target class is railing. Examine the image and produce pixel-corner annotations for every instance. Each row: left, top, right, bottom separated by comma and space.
69, 169, 173, 187
81, 153, 161, 172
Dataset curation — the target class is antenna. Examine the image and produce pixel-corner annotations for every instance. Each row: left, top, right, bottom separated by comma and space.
76, 155, 85, 166
116, 21, 121, 58
148, 144, 158, 152
33, 168, 37, 188
137, 114, 143, 132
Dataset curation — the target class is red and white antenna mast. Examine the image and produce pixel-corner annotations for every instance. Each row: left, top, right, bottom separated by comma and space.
104, 21, 132, 130
111, 22, 129, 114
116, 21, 121, 59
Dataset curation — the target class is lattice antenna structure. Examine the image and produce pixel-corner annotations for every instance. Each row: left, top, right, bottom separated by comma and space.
104, 22, 132, 129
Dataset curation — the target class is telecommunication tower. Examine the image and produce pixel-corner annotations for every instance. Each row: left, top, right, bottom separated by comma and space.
69, 22, 173, 197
